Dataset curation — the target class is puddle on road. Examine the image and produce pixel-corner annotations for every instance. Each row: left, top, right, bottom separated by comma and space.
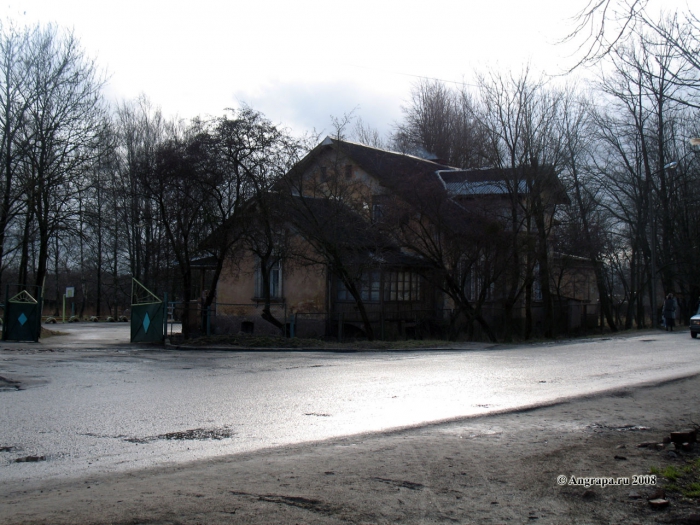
588, 424, 651, 432
14, 455, 46, 463
124, 426, 236, 444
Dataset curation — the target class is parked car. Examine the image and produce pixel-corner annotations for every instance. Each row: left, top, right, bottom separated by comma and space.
690, 307, 700, 338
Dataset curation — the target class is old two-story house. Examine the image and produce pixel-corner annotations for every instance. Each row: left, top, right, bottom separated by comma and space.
212, 137, 598, 340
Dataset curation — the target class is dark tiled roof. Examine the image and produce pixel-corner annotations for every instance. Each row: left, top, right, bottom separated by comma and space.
289, 137, 455, 191
330, 138, 455, 182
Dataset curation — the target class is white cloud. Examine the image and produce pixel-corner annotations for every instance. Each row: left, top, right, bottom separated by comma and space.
233, 79, 405, 140
8, 0, 691, 138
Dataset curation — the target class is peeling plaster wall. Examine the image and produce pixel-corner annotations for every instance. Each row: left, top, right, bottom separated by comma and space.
214, 250, 327, 336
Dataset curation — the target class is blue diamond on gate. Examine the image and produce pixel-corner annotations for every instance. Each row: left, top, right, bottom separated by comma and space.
18, 313, 27, 326
143, 313, 151, 333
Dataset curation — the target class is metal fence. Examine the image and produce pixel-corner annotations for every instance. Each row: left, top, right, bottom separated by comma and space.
167, 299, 603, 342
296, 302, 601, 341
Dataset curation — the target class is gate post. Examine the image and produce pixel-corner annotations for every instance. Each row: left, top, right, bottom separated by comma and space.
35, 288, 42, 342
206, 305, 211, 336
2, 285, 8, 341
130, 278, 165, 344
3, 285, 41, 342
163, 292, 168, 340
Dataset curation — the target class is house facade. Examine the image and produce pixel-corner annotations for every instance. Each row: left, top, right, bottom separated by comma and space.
210, 137, 599, 340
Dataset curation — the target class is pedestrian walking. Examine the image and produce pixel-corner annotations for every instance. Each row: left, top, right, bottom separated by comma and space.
663, 293, 677, 331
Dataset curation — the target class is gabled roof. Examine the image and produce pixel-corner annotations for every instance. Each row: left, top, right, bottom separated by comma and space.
289, 136, 457, 189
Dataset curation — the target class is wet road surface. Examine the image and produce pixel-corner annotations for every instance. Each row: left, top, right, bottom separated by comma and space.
1, 324, 699, 486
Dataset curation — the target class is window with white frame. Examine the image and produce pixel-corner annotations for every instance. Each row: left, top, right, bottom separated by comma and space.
255, 259, 282, 299
384, 270, 422, 302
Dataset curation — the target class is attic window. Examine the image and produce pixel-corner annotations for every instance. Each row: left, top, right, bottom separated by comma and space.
345, 165, 353, 179
320, 166, 328, 182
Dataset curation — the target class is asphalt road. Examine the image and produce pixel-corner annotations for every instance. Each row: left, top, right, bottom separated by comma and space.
1, 324, 699, 488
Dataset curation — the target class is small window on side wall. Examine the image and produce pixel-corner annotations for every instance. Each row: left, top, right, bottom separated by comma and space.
254, 260, 282, 299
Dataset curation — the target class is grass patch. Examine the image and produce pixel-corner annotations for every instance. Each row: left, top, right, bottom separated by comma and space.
663, 465, 682, 481
652, 451, 700, 499
684, 482, 700, 498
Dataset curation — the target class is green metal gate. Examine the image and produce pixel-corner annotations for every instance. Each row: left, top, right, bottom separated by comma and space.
130, 279, 166, 343
2, 286, 42, 342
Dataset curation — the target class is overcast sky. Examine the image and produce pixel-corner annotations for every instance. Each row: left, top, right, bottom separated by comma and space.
5, 0, 685, 140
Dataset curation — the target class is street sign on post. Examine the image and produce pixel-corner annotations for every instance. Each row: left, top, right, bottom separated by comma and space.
63, 287, 75, 323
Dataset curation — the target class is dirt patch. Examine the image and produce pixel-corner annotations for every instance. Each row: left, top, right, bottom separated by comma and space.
40, 327, 67, 337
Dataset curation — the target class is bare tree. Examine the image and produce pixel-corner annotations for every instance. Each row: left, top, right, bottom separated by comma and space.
474, 69, 568, 340
592, 30, 692, 325
142, 121, 219, 338
380, 172, 504, 342
393, 79, 488, 168
17, 25, 106, 292
114, 95, 171, 290
352, 117, 386, 149
557, 88, 619, 330
203, 108, 307, 330
0, 22, 32, 292
564, 0, 700, 104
